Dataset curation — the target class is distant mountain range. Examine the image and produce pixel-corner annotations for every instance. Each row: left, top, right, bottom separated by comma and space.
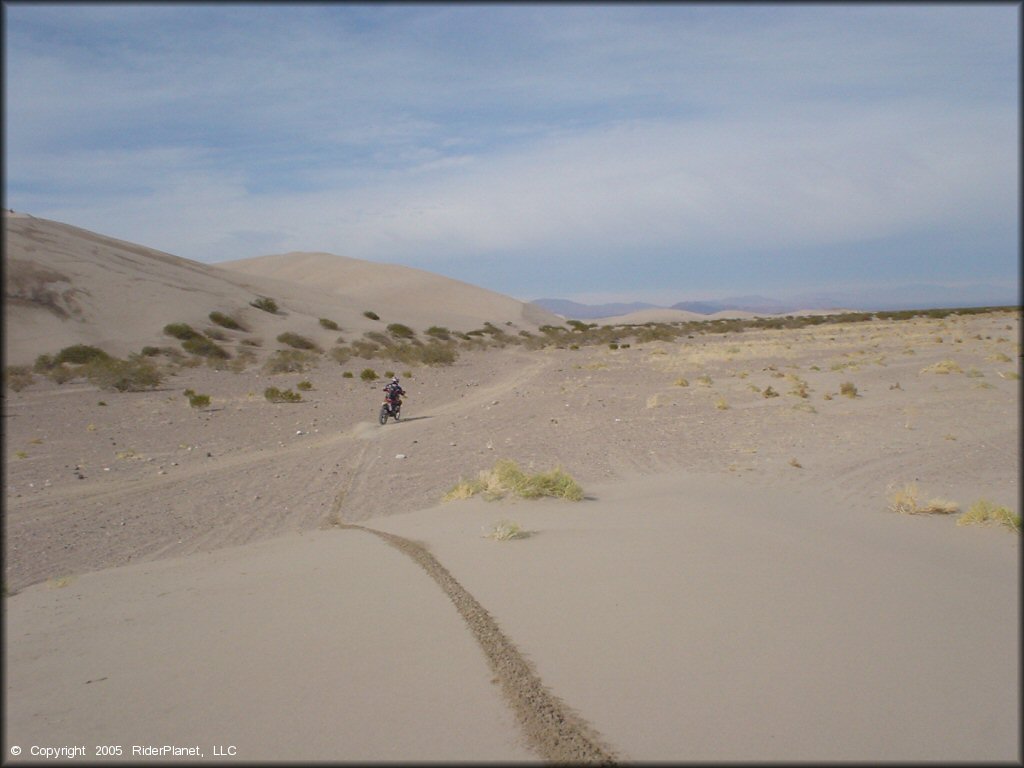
531, 285, 1020, 319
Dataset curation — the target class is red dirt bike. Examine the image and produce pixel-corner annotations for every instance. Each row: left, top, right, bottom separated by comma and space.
379, 395, 405, 424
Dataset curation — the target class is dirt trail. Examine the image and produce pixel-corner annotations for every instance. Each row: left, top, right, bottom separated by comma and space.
336, 520, 622, 764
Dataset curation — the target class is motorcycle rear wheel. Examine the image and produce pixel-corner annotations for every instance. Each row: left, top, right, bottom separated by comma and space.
379, 405, 389, 425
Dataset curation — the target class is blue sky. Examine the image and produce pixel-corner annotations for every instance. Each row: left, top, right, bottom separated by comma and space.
4, 3, 1019, 307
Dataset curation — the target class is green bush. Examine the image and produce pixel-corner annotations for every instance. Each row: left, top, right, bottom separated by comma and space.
277, 332, 320, 351
296, 380, 313, 391
182, 336, 230, 359
425, 326, 451, 340
163, 323, 202, 341
55, 344, 111, 365
387, 323, 416, 339
84, 357, 163, 392
264, 386, 302, 403
363, 310, 380, 320
186, 392, 211, 408
209, 311, 245, 330
319, 318, 340, 331
342, 371, 354, 378
360, 368, 378, 381
250, 296, 279, 314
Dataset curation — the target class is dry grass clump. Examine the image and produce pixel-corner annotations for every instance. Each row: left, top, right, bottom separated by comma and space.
956, 500, 1021, 533
887, 483, 960, 515
484, 519, 529, 541
250, 296, 279, 314
444, 459, 584, 502
840, 381, 858, 398
920, 359, 962, 374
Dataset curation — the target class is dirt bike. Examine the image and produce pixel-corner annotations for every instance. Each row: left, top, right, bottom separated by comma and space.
379, 396, 403, 425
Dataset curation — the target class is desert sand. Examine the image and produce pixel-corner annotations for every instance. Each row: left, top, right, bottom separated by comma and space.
3, 212, 1020, 762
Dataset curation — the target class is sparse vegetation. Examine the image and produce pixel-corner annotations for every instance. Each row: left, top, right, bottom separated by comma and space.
263, 349, 317, 374
264, 386, 302, 403
386, 323, 416, 339
840, 381, 858, 398
887, 483, 959, 516
250, 296, 279, 314
443, 459, 584, 502
920, 359, 963, 375
319, 318, 340, 331
484, 519, 529, 541
957, 500, 1020, 533
182, 336, 230, 359
363, 310, 380, 320
83, 356, 163, 391
360, 368, 379, 381
209, 311, 246, 331
277, 332, 320, 351
184, 389, 211, 408
163, 322, 202, 341
296, 380, 313, 391
4, 365, 34, 391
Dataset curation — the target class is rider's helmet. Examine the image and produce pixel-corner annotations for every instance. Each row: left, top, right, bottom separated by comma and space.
391, 376, 399, 384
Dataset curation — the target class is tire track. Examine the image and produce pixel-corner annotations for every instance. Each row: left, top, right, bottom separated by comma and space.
332, 520, 621, 764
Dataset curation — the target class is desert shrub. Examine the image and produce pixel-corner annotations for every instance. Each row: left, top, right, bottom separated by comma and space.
209, 311, 245, 330
363, 310, 380, 320
264, 386, 302, 403
840, 381, 858, 398
418, 342, 458, 366
360, 368, 378, 381
263, 349, 316, 374
182, 336, 230, 359
443, 459, 584, 502
957, 500, 1021, 533
277, 332, 320, 351
351, 340, 382, 358
55, 344, 111, 365
185, 391, 211, 408
386, 323, 416, 339
33, 354, 56, 372
163, 323, 202, 341
296, 380, 313, 391
342, 371, 354, 378
250, 296, 279, 314
319, 318, 340, 331
425, 326, 452, 340
886, 483, 959, 515
84, 357, 163, 392
920, 359, 963, 374
485, 519, 528, 541
330, 346, 352, 365
204, 327, 228, 341
140, 346, 163, 357
364, 330, 392, 346
4, 366, 34, 391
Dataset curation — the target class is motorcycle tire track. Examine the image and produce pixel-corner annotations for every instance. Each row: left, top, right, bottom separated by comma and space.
332, 520, 621, 765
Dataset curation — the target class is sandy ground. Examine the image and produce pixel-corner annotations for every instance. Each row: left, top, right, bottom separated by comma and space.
3, 307, 1021, 762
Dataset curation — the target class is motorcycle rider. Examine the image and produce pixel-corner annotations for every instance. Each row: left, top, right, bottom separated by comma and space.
383, 376, 406, 414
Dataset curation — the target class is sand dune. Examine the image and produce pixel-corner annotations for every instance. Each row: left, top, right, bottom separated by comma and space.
3, 212, 1020, 762
2, 213, 558, 367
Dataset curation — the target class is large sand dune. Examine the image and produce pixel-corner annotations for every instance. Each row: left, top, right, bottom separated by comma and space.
2, 213, 559, 367
3, 213, 1020, 762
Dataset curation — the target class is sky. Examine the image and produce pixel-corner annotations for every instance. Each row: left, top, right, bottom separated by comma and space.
3, 3, 1020, 307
